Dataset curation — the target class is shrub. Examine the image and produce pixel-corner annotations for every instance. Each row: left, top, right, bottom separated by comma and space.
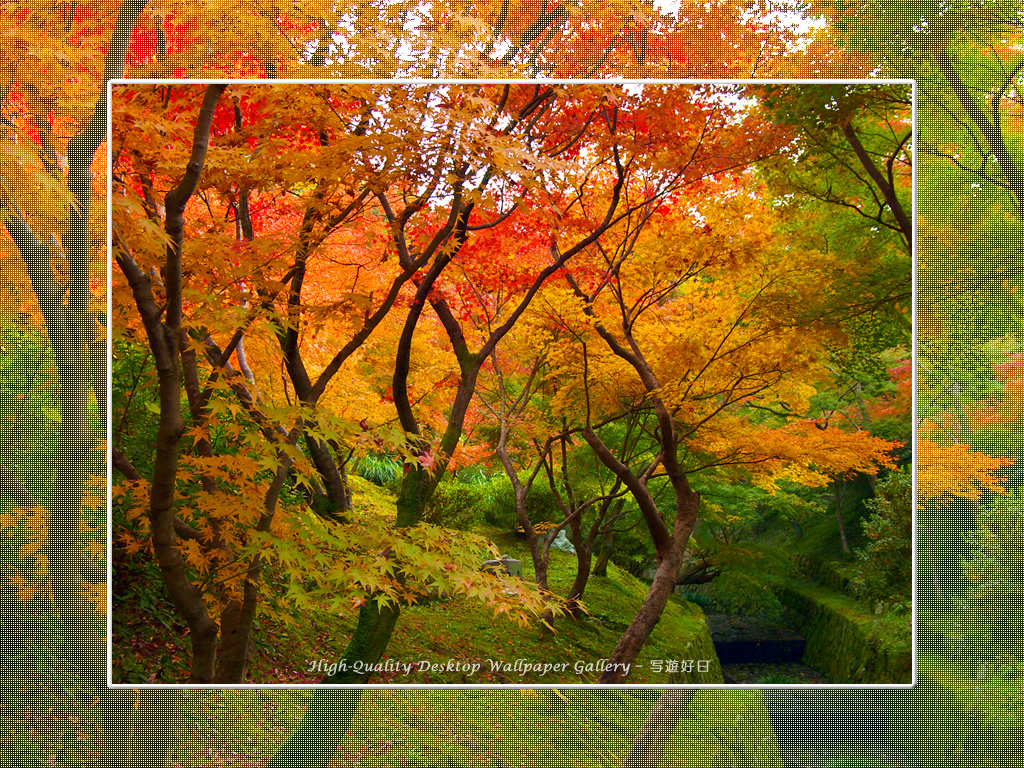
355, 454, 403, 488
476, 473, 516, 526
517, 482, 565, 525
422, 480, 486, 530
704, 571, 785, 620
467, 471, 567, 528
853, 467, 912, 602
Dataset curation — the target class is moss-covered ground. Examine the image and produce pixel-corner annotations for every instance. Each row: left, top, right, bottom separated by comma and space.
114, 476, 722, 686
170, 687, 783, 767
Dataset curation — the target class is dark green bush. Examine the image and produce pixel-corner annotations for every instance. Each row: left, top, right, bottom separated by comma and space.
853, 467, 912, 602
467, 471, 567, 528
704, 571, 785, 620
517, 481, 564, 525
476, 473, 516, 526
422, 480, 487, 530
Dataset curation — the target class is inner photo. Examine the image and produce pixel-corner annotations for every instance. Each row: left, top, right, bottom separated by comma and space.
109, 81, 912, 686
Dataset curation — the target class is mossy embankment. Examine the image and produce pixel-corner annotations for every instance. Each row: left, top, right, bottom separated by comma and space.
278, 524, 727, 684
775, 577, 911, 684
893, 659, 1024, 768
683, 485, 912, 686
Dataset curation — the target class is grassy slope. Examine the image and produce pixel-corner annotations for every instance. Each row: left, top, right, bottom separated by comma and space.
116, 477, 782, 765
248, 475, 724, 685
111, 474, 796, 767
173, 687, 782, 767
115, 475, 724, 686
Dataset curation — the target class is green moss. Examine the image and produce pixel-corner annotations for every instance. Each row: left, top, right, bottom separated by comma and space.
670, 689, 783, 767
897, 665, 1024, 768
349, 473, 400, 520
776, 578, 911, 684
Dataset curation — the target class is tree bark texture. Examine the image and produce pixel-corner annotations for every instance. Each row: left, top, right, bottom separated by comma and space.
266, 690, 364, 768
621, 690, 696, 768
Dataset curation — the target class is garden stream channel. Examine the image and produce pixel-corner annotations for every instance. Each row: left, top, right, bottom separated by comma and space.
704, 614, 833, 684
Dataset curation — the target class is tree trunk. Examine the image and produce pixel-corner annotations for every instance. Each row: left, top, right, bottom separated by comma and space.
305, 432, 352, 519
214, 585, 258, 683
593, 526, 615, 577
338, 455, 354, 512
534, 550, 556, 635
517, 486, 552, 598
496, 435, 554, 630
264, 603, 394, 763
565, 515, 591, 617
581, 420, 701, 683
329, 600, 402, 683
834, 480, 850, 555
266, 689, 364, 768
598, 545, 686, 683
61, 2, 160, 762
621, 689, 696, 768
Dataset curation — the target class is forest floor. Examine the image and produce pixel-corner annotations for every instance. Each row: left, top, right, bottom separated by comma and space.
166, 687, 781, 767
721, 661, 831, 684
113, 481, 724, 686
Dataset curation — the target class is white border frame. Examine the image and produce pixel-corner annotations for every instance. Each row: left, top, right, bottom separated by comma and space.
106, 77, 917, 690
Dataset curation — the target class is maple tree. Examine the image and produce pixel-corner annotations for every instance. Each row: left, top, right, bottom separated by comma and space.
48, 0, 865, 83
112, 83, 557, 683
104, 80, 915, 762
746, 82, 913, 552
474, 333, 642, 623
536, 166, 901, 682
465, 85, 907, 658
0, 0, 955, 765
111, 82, 804, 695
473, 340, 572, 626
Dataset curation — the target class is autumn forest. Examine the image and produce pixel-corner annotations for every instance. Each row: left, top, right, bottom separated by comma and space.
108, 82, 912, 689
8, 0, 1024, 764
